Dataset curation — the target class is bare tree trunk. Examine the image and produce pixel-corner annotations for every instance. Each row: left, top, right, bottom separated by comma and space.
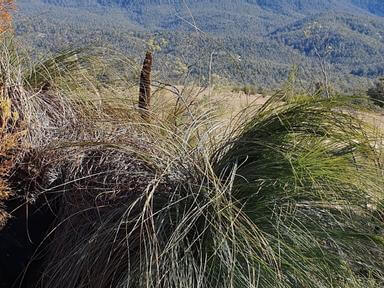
139, 51, 152, 120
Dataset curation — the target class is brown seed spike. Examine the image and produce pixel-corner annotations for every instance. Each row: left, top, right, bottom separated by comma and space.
139, 51, 153, 120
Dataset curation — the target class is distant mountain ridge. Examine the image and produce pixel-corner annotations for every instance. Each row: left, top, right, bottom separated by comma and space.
40, 0, 384, 16
33, 0, 384, 36
14, 0, 384, 90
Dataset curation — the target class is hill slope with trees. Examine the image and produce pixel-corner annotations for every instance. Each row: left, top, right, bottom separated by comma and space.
14, 0, 384, 90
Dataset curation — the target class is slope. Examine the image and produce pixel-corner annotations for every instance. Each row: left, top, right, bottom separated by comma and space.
13, 0, 384, 90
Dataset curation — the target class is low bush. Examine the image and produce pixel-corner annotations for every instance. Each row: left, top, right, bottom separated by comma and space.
232, 84, 258, 95
368, 77, 384, 108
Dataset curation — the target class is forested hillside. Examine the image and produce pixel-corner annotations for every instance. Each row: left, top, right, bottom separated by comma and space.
14, 0, 384, 90
38, 0, 384, 18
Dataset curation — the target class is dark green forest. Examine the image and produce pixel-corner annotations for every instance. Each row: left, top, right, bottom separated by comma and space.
14, 0, 384, 90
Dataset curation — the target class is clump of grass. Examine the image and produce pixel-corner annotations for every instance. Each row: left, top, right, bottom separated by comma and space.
31, 92, 384, 288
210, 94, 384, 287
0, 36, 152, 287
1, 35, 384, 288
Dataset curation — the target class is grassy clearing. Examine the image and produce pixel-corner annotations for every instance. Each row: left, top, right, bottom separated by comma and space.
0, 36, 384, 288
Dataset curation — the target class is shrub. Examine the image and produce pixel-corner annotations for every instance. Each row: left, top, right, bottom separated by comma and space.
0, 98, 24, 228
367, 77, 384, 108
0, 37, 109, 287
232, 84, 258, 95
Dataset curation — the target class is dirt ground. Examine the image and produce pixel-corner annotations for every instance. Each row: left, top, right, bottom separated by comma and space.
151, 85, 384, 132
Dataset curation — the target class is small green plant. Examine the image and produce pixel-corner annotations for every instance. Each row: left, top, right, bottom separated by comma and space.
367, 77, 384, 108
232, 84, 257, 95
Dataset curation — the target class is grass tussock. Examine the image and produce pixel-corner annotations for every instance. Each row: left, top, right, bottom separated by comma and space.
0, 36, 384, 288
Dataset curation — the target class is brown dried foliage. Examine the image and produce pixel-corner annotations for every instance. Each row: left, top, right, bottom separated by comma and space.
0, 96, 25, 228
0, 0, 15, 33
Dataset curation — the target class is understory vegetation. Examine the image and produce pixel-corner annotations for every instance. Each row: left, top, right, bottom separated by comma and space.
368, 78, 384, 108
0, 33, 384, 288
